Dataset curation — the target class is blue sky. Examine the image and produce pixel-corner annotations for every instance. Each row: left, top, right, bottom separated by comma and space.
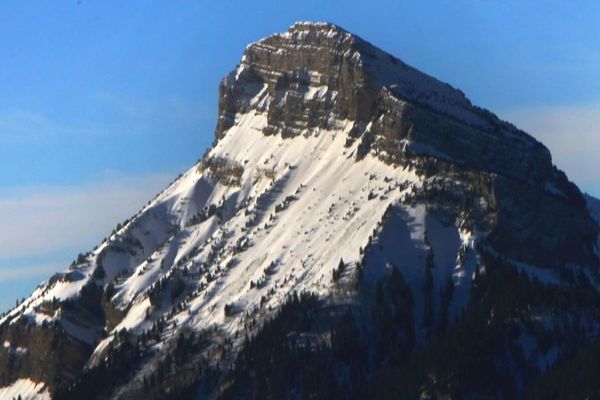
1, 1, 599, 311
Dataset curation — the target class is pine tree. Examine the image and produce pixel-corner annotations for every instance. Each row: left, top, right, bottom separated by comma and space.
332, 258, 345, 282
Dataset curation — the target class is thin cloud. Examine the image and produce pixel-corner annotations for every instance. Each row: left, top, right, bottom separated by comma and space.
90, 90, 213, 131
0, 93, 211, 142
500, 104, 600, 196
0, 172, 173, 261
0, 263, 63, 283
0, 109, 104, 141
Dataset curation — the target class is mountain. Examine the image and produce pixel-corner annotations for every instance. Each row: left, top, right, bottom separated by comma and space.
1, 22, 599, 399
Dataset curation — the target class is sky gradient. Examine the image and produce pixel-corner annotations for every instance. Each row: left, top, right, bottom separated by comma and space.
1, 1, 599, 311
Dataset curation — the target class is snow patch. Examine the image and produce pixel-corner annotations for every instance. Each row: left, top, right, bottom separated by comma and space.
0, 379, 51, 400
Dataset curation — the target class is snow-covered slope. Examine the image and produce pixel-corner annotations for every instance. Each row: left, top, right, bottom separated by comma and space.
1, 22, 599, 399
0, 379, 50, 400
0, 107, 468, 355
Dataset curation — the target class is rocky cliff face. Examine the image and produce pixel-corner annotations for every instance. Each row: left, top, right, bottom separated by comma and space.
1, 22, 599, 400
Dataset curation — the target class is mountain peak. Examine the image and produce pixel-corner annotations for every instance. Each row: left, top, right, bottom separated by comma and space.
281, 21, 356, 46
214, 23, 596, 266
287, 20, 348, 33
221, 22, 474, 139
1, 21, 599, 399
218, 24, 574, 196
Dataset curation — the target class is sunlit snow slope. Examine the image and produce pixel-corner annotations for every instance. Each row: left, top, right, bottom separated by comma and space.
1, 107, 468, 355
